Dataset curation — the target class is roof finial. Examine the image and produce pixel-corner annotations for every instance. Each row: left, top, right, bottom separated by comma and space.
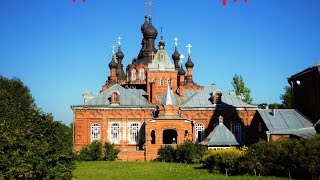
218, 115, 224, 124
174, 37, 178, 47
186, 43, 192, 55
111, 44, 116, 55
162, 85, 176, 106
117, 36, 122, 46
144, 0, 152, 17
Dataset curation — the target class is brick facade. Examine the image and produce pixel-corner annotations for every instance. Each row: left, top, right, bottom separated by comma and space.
71, 15, 259, 161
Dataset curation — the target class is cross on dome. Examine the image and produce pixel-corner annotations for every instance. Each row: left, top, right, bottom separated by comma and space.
117, 36, 122, 46
186, 43, 192, 55
144, 0, 153, 16
149, 51, 155, 60
111, 44, 116, 55
173, 37, 178, 47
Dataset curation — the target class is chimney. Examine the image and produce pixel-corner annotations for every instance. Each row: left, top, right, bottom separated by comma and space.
82, 91, 94, 104
218, 115, 224, 124
271, 109, 276, 116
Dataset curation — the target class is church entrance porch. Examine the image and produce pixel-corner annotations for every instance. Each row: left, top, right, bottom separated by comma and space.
145, 119, 193, 160
163, 129, 177, 144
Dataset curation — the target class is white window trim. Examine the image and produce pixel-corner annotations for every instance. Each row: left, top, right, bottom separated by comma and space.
109, 122, 121, 144
195, 124, 204, 143
160, 53, 164, 61
131, 69, 136, 81
91, 123, 101, 142
128, 123, 140, 145
139, 69, 145, 80
160, 78, 164, 86
167, 78, 172, 87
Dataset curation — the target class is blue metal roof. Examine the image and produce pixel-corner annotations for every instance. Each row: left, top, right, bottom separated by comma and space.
258, 109, 317, 138
162, 85, 178, 106
181, 84, 256, 108
201, 123, 239, 146
83, 84, 153, 108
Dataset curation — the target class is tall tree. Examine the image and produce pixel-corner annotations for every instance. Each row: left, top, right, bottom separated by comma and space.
231, 74, 253, 104
280, 85, 292, 109
0, 76, 74, 179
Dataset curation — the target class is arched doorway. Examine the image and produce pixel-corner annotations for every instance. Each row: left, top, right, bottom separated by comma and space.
163, 129, 177, 144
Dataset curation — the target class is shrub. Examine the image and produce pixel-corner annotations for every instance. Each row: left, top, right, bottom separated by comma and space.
157, 141, 205, 163
157, 145, 175, 162
78, 140, 103, 161
202, 147, 245, 175
240, 137, 320, 179
302, 135, 320, 180
103, 142, 119, 161
78, 141, 120, 161
175, 141, 205, 164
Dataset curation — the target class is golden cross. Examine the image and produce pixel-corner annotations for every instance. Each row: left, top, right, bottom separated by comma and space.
149, 51, 155, 60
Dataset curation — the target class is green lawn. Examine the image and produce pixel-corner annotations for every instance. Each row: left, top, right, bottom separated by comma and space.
74, 161, 284, 180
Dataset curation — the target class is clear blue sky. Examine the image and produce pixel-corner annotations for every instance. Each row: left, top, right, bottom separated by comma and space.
0, 0, 319, 125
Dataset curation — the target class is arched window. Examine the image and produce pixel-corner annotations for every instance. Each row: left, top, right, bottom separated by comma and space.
139, 69, 145, 80
111, 92, 120, 104
152, 77, 156, 83
110, 123, 120, 144
91, 123, 100, 142
160, 78, 164, 86
160, 53, 164, 61
167, 78, 172, 87
129, 123, 139, 144
195, 124, 204, 143
131, 69, 136, 81
126, 72, 129, 82
151, 130, 156, 144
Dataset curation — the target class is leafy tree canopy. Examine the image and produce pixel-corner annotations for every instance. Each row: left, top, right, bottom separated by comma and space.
231, 74, 253, 104
280, 85, 292, 109
0, 75, 74, 179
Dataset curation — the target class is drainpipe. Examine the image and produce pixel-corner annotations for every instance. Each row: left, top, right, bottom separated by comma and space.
72, 108, 75, 146
314, 119, 320, 127
287, 78, 294, 108
144, 120, 147, 162
191, 120, 195, 142
266, 131, 270, 142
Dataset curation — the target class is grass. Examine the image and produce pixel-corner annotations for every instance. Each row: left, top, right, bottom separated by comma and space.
73, 161, 284, 180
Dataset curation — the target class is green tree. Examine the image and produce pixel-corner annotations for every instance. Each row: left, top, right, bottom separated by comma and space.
231, 74, 253, 104
0, 76, 75, 179
280, 86, 292, 108
268, 103, 284, 109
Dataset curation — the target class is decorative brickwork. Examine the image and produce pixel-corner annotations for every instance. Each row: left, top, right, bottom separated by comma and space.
71, 15, 260, 161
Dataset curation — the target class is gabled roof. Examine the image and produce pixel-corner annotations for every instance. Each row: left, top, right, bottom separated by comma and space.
289, 61, 320, 79
258, 109, 317, 138
181, 84, 256, 109
201, 123, 239, 146
162, 85, 178, 106
148, 48, 175, 71
74, 84, 153, 108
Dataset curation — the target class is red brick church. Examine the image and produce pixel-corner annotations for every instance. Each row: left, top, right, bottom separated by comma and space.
71, 15, 316, 160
